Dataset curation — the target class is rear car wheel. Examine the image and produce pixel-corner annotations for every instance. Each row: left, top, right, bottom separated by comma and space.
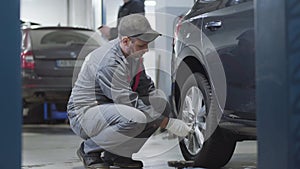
22, 103, 45, 124
177, 72, 236, 168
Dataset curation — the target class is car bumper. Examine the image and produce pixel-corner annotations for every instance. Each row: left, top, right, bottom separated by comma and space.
22, 77, 73, 103
220, 114, 257, 141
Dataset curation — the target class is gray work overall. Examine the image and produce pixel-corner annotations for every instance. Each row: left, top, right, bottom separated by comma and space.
67, 39, 170, 157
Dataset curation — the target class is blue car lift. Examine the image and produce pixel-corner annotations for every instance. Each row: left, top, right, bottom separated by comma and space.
43, 102, 68, 121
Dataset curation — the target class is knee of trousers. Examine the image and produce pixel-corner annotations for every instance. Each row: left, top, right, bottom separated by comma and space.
117, 121, 147, 137
116, 105, 147, 124
116, 113, 147, 137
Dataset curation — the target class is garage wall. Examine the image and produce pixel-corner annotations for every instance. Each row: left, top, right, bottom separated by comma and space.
102, 0, 123, 27
20, 0, 99, 29
20, 0, 194, 97
154, 0, 194, 96
68, 0, 93, 28
21, 0, 68, 26
92, 0, 103, 30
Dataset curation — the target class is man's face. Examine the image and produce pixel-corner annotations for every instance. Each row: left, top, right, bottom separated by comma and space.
128, 38, 149, 58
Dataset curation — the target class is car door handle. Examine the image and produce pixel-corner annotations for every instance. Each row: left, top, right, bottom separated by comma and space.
205, 21, 222, 31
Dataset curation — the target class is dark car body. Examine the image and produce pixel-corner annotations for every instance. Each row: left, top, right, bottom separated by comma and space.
171, 0, 255, 168
21, 27, 101, 108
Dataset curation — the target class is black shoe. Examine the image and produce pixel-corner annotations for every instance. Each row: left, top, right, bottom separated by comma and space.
77, 142, 110, 169
104, 151, 143, 168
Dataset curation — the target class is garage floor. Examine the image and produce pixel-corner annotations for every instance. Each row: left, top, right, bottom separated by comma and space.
22, 124, 257, 169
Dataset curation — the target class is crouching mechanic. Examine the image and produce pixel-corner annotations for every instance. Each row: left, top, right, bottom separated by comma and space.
67, 14, 192, 169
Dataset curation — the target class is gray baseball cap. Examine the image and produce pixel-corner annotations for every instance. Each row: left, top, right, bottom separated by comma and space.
118, 14, 161, 42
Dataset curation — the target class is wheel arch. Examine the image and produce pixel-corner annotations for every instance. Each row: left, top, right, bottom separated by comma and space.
173, 50, 210, 115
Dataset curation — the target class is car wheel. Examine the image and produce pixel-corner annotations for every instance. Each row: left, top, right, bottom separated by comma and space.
22, 102, 45, 124
177, 72, 236, 168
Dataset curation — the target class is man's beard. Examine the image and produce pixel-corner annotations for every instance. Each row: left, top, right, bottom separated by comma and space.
128, 51, 144, 59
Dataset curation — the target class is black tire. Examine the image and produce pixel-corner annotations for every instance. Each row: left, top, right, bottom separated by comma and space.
22, 103, 45, 124
177, 72, 236, 168
194, 126, 237, 168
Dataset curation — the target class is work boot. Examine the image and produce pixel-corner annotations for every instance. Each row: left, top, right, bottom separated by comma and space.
77, 142, 110, 169
104, 151, 143, 168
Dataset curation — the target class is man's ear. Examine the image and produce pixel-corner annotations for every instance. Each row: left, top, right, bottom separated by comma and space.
121, 36, 131, 46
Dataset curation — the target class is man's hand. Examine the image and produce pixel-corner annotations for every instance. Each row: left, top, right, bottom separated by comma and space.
98, 25, 111, 40
165, 118, 192, 137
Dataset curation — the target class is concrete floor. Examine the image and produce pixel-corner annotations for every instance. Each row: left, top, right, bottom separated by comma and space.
22, 124, 257, 169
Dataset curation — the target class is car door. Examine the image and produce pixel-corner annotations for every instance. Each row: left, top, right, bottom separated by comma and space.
201, 0, 255, 115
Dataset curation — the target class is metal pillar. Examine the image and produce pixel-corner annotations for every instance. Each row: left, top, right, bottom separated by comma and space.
0, 0, 21, 168
256, 0, 300, 168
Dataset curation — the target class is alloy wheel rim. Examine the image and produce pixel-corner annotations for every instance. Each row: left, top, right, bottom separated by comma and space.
182, 86, 206, 155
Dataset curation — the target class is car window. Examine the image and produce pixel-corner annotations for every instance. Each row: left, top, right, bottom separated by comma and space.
192, 0, 252, 13
192, 0, 220, 13
225, 0, 252, 7
40, 31, 91, 45
29, 29, 99, 49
